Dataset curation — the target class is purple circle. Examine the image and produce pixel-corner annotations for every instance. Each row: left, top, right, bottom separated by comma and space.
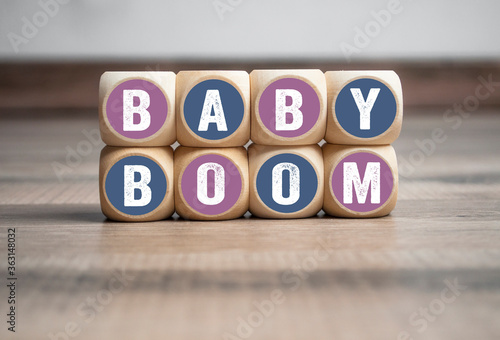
105, 79, 168, 139
331, 152, 394, 213
181, 154, 242, 215
258, 78, 321, 138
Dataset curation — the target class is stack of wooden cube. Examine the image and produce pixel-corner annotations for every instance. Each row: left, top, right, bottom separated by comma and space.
98, 70, 402, 221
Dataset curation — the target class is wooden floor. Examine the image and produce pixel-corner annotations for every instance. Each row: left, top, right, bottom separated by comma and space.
1, 109, 500, 340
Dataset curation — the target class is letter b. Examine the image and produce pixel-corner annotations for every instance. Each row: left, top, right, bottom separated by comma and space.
275, 89, 303, 131
101, 148, 173, 221
123, 89, 151, 131
124, 165, 152, 207
251, 70, 326, 145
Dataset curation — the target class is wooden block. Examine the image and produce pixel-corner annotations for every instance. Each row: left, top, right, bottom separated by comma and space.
325, 70, 403, 145
322, 144, 398, 218
99, 146, 174, 221
176, 71, 250, 147
99, 71, 176, 146
250, 69, 327, 145
174, 146, 249, 220
248, 144, 324, 218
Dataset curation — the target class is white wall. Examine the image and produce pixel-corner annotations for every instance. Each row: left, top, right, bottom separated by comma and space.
1, 0, 499, 61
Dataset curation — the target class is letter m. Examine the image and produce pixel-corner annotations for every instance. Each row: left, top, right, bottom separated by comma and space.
343, 162, 380, 204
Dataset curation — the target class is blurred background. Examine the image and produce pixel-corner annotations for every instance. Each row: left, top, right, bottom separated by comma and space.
1, 0, 499, 109
1, 0, 500, 61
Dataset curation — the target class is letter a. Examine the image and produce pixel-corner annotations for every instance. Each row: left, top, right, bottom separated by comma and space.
124, 165, 152, 206
198, 90, 228, 131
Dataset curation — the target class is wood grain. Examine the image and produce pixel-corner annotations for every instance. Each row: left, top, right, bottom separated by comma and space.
1, 109, 500, 339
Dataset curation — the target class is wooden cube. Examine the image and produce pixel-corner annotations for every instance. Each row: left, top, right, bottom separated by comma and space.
99, 146, 174, 221
248, 144, 324, 218
322, 144, 398, 218
99, 71, 176, 146
325, 71, 403, 145
174, 146, 249, 220
250, 69, 327, 145
176, 71, 250, 147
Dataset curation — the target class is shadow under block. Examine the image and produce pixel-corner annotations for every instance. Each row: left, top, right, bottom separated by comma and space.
99, 146, 175, 222
174, 146, 249, 220
99, 71, 176, 146
322, 144, 398, 218
176, 71, 250, 147
325, 70, 403, 145
250, 69, 327, 145
248, 144, 324, 218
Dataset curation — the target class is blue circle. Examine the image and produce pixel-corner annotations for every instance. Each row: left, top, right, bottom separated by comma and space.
183, 79, 244, 140
335, 78, 397, 138
105, 156, 167, 216
256, 154, 318, 213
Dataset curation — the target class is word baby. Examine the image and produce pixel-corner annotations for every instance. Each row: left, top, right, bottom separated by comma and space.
98, 70, 402, 221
